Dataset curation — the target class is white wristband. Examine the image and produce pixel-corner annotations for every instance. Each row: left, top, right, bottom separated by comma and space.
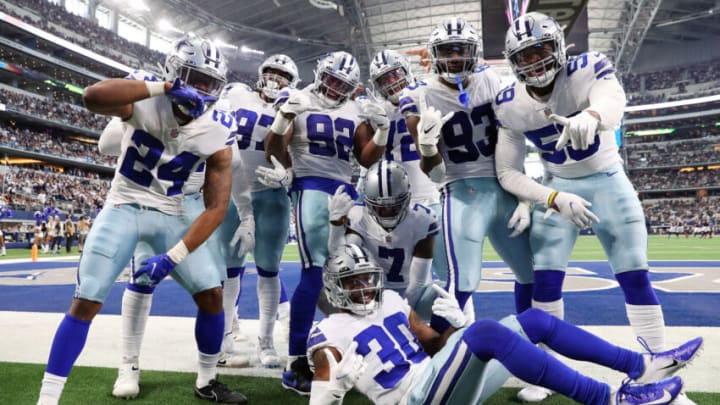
419, 144, 438, 157
372, 127, 389, 147
166, 240, 189, 264
145, 81, 166, 98
270, 113, 293, 135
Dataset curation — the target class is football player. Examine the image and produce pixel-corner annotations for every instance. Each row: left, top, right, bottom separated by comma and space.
260, 50, 386, 395
400, 18, 534, 333
308, 244, 699, 405
327, 160, 439, 318
493, 11, 685, 403
37, 36, 248, 404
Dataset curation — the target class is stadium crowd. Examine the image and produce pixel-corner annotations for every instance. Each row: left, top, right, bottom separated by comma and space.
0, 125, 115, 166
626, 137, 720, 167
643, 197, 720, 233
622, 59, 720, 93
0, 88, 110, 131
630, 169, 720, 191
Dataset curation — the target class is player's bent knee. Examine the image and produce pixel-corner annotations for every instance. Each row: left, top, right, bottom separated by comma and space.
193, 287, 224, 313
463, 319, 514, 361
515, 308, 554, 344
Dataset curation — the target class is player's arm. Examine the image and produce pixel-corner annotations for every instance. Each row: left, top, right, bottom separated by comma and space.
587, 72, 626, 128
264, 121, 294, 167
406, 114, 443, 176
495, 127, 554, 205
310, 343, 364, 405
405, 236, 435, 309
97, 118, 126, 156
409, 308, 457, 356
353, 121, 385, 168
83, 78, 170, 119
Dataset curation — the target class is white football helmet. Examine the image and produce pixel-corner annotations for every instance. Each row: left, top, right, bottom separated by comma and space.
369, 50, 414, 104
323, 243, 384, 316
163, 36, 228, 97
256, 54, 300, 100
312, 51, 360, 108
363, 160, 411, 230
504, 12, 567, 88
428, 17, 480, 81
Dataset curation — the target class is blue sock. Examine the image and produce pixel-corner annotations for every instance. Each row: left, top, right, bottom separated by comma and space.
616, 270, 660, 305
195, 311, 224, 354
514, 282, 533, 313
46, 314, 90, 377
279, 279, 288, 304
289, 265, 322, 356
431, 289, 471, 333
517, 309, 645, 378
463, 318, 611, 405
533, 270, 565, 302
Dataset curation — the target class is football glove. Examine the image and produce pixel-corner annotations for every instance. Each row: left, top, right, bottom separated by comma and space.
322, 341, 366, 397
255, 155, 294, 189
550, 111, 599, 151
230, 216, 255, 258
508, 200, 532, 238
328, 185, 355, 222
358, 93, 390, 132
134, 254, 176, 287
431, 284, 467, 329
417, 96, 453, 157
166, 78, 216, 118
545, 191, 601, 229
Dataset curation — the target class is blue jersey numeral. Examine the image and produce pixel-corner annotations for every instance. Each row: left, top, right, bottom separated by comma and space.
385, 119, 419, 162
524, 120, 600, 164
119, 129, 201, 196
378, 246, 405, 283
441, 103, 497, 163
234, 108, 273, 151
495, 84, 515, 106
306, 114, 354, 161
567, 53, 589, 77
354, 312, 425, 389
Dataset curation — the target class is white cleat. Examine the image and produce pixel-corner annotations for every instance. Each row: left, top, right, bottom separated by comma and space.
517, 385, 554, 402
232, 317, 249, 342
112, 363, 140, 399
257, 336, 282, 368
36, 395, 59, 405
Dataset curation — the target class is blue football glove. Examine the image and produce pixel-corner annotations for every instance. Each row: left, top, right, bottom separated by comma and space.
134, 254, 176, 286
166, 78, 217, 118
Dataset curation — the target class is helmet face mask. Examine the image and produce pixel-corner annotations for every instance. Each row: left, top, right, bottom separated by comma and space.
313, 51, 360, 108
363, 160, 412, 230
323, 244, 384, 315
505, 12, 566, 88
164, 37, 227, 97
428, 18, 480, 80
369, 50, 414, 103
257, 54, 299, 100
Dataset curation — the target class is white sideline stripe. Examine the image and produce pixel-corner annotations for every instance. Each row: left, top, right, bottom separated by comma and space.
1, 311, 717, 393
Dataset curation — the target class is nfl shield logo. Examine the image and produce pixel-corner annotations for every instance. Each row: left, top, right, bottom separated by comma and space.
385, 235, 392, 243
169, 128, 179, 138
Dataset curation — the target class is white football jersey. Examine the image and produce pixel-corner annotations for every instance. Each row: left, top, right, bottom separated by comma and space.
221, 82, 277, 193
105, 96, 235, 215
346, 203, 439, 291
284, 87, 365, 183
493, 52, 623, 178
399, 68, 503, 185
307, 290, 430, 405
383, 102, 440, 205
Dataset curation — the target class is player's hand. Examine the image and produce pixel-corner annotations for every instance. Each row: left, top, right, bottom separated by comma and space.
323, 341, 366, 396
544, 191, 600, 229
417, 96, 454, 157
134, 254, 176, 286
550, 111, 599, 151
508, 200, 532, 238
230, 216, 255, 258
358, 92, 390, 131
431, 284, 467, 328
255, 155, 293, 189
277, 89, 320, 118
328, 185, 354, 222
166, 78, 217, 118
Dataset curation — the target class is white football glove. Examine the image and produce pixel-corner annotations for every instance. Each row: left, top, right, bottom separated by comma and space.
508, 200, 532, 238
417, 96, 454, 157
359, 93, 390, 131
328, 185, 354, 222
323, 341, 366, 397
230, 216, 255, 258
255, 155, 293, 189
431, 284, 467, 329
278, 89, 320, 117
544, 191, 601, 229
549, 111, 599, 151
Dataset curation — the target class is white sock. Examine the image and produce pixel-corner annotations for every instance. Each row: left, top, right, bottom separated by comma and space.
39, 372, 67, 402
277, 301, 289, 320
532, 298, 565, 319
222, 276, 241, 337
625, 303, 666, 352
196, 351, 219, 388
257, 275, 281, 338
120, 289, 153, 366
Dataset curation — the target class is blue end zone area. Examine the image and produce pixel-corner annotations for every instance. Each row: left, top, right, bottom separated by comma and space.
1, 260, 718, 326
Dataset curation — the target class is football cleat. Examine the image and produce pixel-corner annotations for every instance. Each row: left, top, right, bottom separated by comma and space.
614, 376, 682, 405
195, 379, 248, 404
281, 356, 313, 396
217, 352, 251, 368
257, 336, 282, 368
112, 363, 140, 399
517, 385, 554, 402
635, 337, 703, 384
